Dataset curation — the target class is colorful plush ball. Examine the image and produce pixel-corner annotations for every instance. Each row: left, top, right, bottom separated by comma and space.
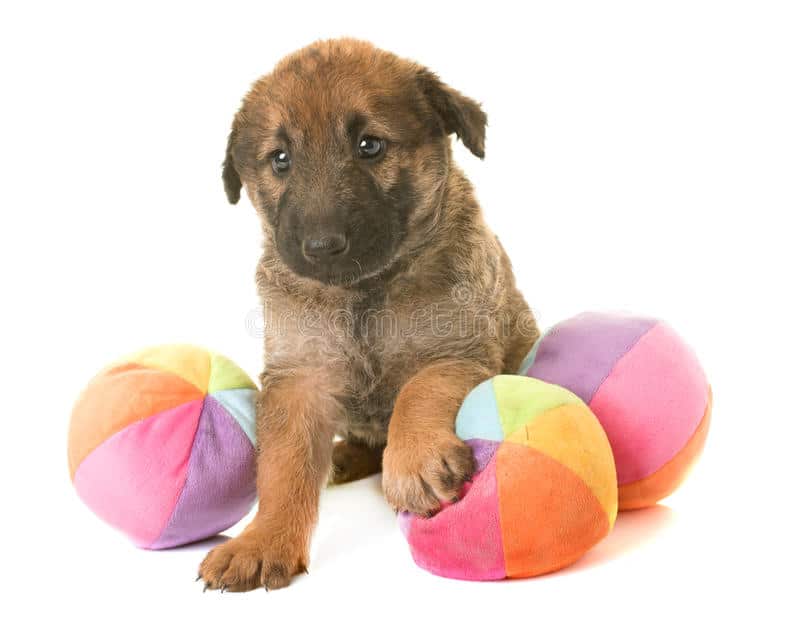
68, 344, 258, 549
519, 312, 711, 511
400, 376, 618, 580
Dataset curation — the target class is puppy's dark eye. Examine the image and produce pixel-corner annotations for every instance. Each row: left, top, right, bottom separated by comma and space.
358, 136, 384, 159
271, 150, 291, 174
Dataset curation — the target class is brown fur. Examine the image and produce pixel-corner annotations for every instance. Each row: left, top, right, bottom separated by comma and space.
329, 439, 384, 485
199, 38, 538, 592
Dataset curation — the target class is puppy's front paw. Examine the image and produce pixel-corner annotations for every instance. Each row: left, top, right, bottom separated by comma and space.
382, 431, 474, 516
198, 528, 306, 592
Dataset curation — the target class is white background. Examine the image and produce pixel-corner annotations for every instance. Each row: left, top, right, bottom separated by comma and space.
2, 1, 798, 616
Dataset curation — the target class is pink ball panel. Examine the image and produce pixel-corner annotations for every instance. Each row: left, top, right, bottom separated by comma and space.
589, 322, 708, 484
73, 399, 203, 547
402, 457, 506, 580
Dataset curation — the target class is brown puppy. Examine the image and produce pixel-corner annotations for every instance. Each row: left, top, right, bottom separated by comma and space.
199, 38, 538, 591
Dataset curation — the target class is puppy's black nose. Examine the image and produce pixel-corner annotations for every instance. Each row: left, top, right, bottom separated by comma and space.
302, 234, 348, 261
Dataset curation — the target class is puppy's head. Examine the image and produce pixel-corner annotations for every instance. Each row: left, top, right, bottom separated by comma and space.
224, 38, 486, 287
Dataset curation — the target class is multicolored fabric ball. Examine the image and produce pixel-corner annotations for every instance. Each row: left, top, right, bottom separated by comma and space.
519, 312, 711, 510
400, 376, 618, 580
68, 344, 258, 549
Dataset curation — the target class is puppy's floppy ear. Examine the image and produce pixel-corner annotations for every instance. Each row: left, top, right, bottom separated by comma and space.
222, 127, 242, 204
417, 68, 487, 159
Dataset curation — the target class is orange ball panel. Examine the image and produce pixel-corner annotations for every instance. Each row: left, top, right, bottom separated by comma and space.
496, 442, 611, 577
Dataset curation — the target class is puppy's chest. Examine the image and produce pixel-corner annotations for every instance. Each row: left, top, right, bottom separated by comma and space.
338, 293, 419, 443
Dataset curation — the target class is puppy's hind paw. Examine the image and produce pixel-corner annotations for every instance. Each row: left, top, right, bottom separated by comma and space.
328, 439, 383, 485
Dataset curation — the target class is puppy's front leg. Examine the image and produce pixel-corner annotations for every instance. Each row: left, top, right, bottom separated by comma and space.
199, 372, 336, 591
382, 360, 492, 515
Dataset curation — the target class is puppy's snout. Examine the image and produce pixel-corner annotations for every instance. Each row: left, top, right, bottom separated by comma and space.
302, 233, 348, 262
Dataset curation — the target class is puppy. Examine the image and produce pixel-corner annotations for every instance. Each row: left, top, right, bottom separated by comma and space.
199, 38, 538, 591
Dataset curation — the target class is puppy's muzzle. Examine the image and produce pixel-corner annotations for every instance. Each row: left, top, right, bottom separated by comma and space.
302, 233, 349, 262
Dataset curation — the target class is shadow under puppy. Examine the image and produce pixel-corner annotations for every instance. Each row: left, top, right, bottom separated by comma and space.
200, 38, 538, 591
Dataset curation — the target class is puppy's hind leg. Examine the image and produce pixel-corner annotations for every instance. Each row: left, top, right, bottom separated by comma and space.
329, 439, 384, 485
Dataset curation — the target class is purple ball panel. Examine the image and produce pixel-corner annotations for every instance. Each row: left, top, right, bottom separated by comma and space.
465, 438, 501, 475
149, 396, 257, 549
524, 312, 658, 403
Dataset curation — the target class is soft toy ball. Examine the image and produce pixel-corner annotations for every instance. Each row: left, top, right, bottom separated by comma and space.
400, 375, 618, 580
519, 312, 711, 511
68, 344, 258, 549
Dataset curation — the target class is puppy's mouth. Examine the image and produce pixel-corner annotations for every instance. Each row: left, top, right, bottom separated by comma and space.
277, 237, 398, 288
301, 254, 398, 287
